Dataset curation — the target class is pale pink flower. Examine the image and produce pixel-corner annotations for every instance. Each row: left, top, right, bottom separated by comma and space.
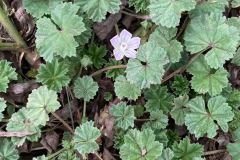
110, 29, 141, 60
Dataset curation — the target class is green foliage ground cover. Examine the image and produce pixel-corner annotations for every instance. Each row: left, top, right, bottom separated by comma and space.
0, 0, 240, 159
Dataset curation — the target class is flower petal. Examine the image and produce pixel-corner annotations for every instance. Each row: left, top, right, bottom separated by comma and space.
113, 49, 124, 60
125, 49, 137, 59
128, 37, 141, 50
110, 35, 121, 48
120, 29, 132, 42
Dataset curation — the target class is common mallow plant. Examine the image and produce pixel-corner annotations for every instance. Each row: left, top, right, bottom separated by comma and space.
0, 0, 240, 160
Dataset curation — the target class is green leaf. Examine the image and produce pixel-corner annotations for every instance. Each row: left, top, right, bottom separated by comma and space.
222, 86, 240, 110
187, 55, 229, 96
23, 0, 62, 18
233, 127, 240, 142
230, 111, 240, 131
190, 0, 228, 17
184, 13, 240, 69
114, 75, 141, 100
170, 95, 189, 126
227, 143, 240, 160
104, 92, 113, 101
232, 48, 240, 66
0, 138, 19, 160
232, 0, 240, 7
33, 155, 47, 160
144, 85, 174, 113
36, 60, 70, 92
76, 0, 121, 22
58, 140, 77, 160
120, 129, 163, 160
133, 105, 145, 117
0, 60, 17, 92
166, 130, 180, 147
36, 2, 86, 62
75, 17, 93, 46
6, 108, 41, 146
110, 102, 135, 130
170, 75, 190, 96
185, 96, 234, 138
26, 86, 61, 126
227, 17, 240, 33
80, 55, 93, 68
172, 138, 203, 160
87, 44, 107, 69
158, 148, 174, 160
73, 121, 101, 155
143, 110, 168, 130
155, 130, 169, 147
149, 26, 183, 63
149, 0, 196, 27
126, 41, 169, 89
0, 98, 6, 121
105, 59, 125, 80
128, 0, 150, 13
73, 76, 98, 102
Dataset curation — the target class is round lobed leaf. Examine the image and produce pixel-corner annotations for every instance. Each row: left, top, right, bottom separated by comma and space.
26, 86, 61, 126
73, 76, 98, 102
73, 121, 101, 155
126, 41, 169, 89
36, 60, 70, 92
110, 102, 136, 130
114, 75, 141, 100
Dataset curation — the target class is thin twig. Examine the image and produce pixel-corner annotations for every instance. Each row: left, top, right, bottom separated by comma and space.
203, 149, 226, 156
0, 131, 33, 137
134, 119, 152, 122
176, 15, 189, 40
94, 152, 103, 160
52, 112, 74, 134
47, 148, 66, 160
90, 65, 127, 77
83, 100, 87, 119
121, 10, 151, 20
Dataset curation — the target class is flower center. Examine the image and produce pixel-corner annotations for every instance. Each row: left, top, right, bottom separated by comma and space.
120, 42, 128, 51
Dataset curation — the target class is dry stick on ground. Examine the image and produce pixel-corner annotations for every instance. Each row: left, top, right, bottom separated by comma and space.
0, 131, 33, 137
51, 112, 74, 134
0, 6, 39, 66
203, 149, 226, 156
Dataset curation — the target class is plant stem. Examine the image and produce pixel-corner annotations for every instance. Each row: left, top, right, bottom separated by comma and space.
121, 10, 151, 20
90, 65, 126, 77
66, 87, 75, 130
0, 6, 39, 65
162, 46, 211, 83
114, 24, 119, 35
134, 119, 152, 122
203, 149, 226, 156
0, 42, 21, 50
83, 100, 87, 119
47, 148, 66, 160
52, 112, 74, 134
0, 7, 27, 47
